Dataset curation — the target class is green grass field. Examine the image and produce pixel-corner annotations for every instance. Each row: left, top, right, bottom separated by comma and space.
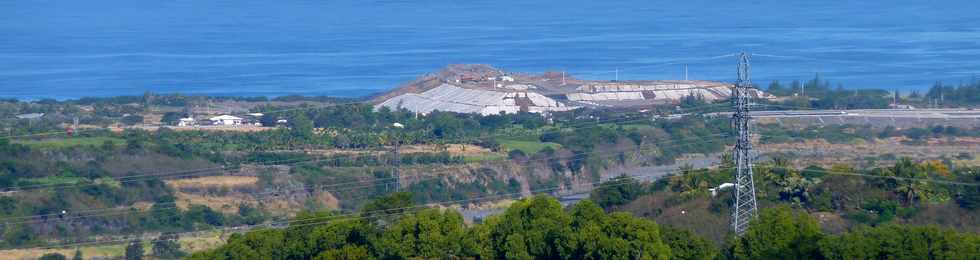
14, 137, 123, 149
497, 138, 561, 154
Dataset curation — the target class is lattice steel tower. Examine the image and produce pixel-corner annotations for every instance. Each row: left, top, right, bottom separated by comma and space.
731, 52, 758, 236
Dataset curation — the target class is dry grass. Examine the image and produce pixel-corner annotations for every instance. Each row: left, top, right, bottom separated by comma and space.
812, 211, 849, 234
266, 144, 498, 160
0, 246, 120, 260
0, 231, 231, 260
173, 191, 247, 213
166, 176, 258, 190
618, 192, 731, 244
166, 176, 259, 213
758, 137, 980, 167
400, 144, 495, 157
315, 191, 341, 209
259, 191, 341, 216
180, 231, 231, 254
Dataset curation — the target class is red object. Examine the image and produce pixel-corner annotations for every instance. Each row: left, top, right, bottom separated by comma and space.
66, 127, 75, 136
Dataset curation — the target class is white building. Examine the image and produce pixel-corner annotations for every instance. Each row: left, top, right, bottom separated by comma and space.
15, 113, 44, 119
178, 117, 196, 127
209, 115, 243, 126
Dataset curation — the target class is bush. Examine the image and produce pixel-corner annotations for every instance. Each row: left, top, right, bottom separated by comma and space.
152, 233, 185, 259
126, 239, 144, 260
38, 253, 66, 260
660, 226, 719, 260
121, 115, 144, 125
733, 206, 823, 259
957, 184, 980, 210
590, 175, 644, 209
507, 149, 526, 160
819, 225, 980, 258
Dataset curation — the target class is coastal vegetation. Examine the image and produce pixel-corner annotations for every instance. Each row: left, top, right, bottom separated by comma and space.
763, 74, 980, 109
0, 87, 977, 258
188, 194, 980, 259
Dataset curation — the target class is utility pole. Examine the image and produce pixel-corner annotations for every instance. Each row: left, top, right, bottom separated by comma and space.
800, 78, 805, 97
561, 70, 566, 85
731, 52, 758, 236
391, 123, 405, 191
394, 139, 400, 191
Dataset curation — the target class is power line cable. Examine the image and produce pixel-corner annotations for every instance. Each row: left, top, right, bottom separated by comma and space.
0, 134, 731, 224
759, 165, 980, 187
572, 53, 739, 78
12, 144, 980, 250
0, 102, 734, 193
10, 166, 710, 250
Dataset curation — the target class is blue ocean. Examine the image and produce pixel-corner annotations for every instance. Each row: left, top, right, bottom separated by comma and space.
1, 0, 978, 100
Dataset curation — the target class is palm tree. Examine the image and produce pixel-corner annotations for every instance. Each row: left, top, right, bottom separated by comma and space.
890, 158, 930, 205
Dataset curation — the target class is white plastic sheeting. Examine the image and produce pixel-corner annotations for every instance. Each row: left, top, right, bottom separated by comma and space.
377, 84, 576, 115
567, 82, 768, 102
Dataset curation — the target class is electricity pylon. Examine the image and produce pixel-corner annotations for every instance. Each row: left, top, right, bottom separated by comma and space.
731, 52, 758, 236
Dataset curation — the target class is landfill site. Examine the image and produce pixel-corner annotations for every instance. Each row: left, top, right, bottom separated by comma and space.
373, 64, 771, 115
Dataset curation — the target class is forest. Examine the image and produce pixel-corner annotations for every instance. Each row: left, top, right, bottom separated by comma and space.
185, 194, 980, 259
762, 74, 980, 109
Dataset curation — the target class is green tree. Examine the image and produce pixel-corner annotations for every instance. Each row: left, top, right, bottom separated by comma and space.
477, 196, 573, 259
71, 249, 83, 260
733, 206, 823, 259
478, 197, 671, 259
38, 253, 66, 260
192, 229, 287, 259
563, 200, 672, 259
378, 208, 471, 258
289, 113, 314, 140
767, 80, 789, 96
591, 175, 643, 209
360, 192, 414, 220
819, 225, 980, 259
259, 113, 279, 127
957, 182, 980, 210
160, 112, 182, 125
125, 239, 144, 260
314, 245, 375, 260
152, 233, 184, 259
888, 158, 933, 205
290, 216, 373, 259
660, 226, 719, 260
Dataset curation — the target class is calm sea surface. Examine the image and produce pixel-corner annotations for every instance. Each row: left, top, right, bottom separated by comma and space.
1, 0, 978, 100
